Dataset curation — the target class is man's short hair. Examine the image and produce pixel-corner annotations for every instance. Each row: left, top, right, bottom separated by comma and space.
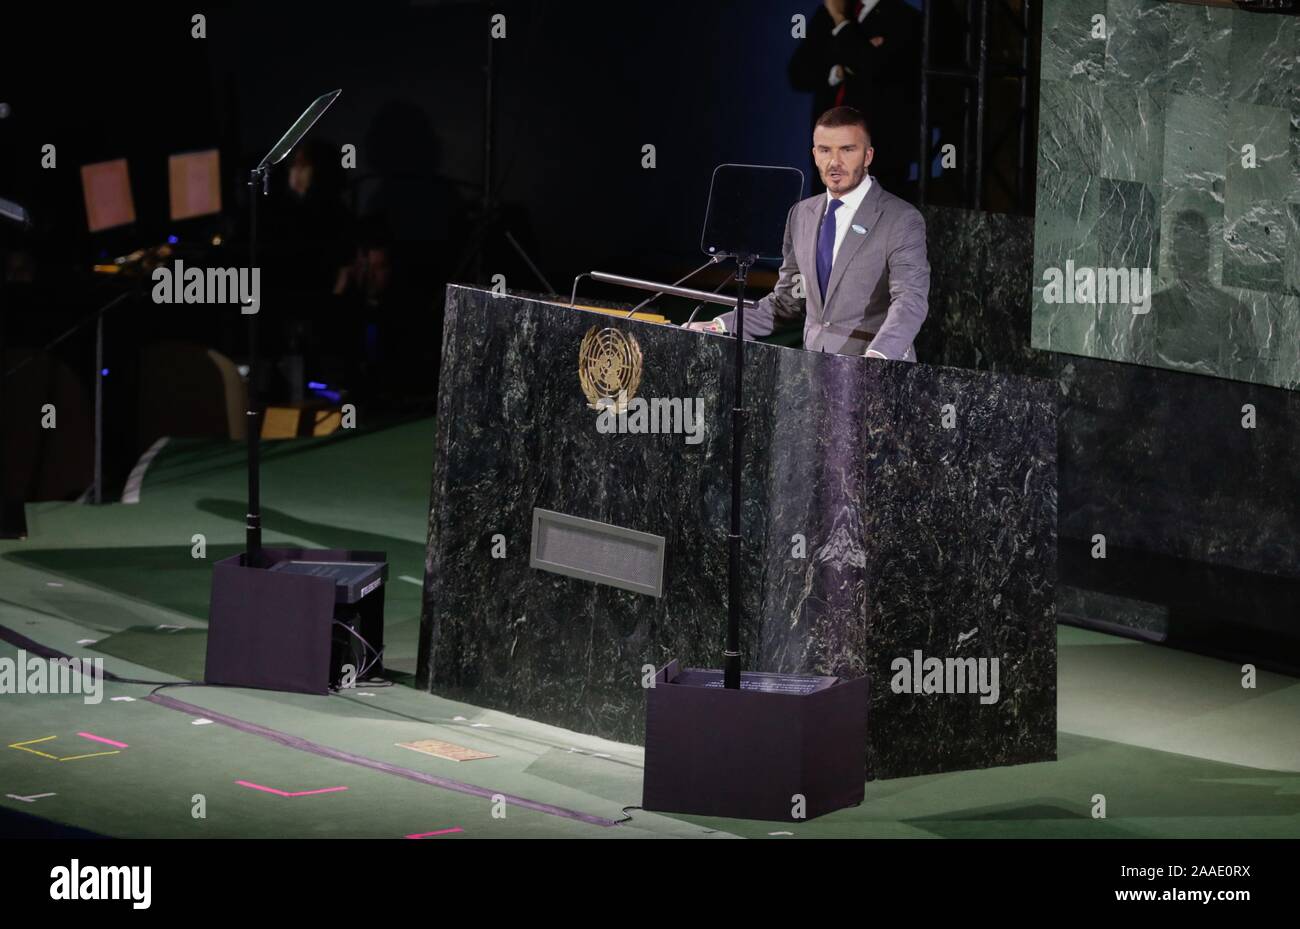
814, 106, 872, 147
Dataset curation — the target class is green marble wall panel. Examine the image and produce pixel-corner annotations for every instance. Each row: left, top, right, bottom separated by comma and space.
1032, 170, 1101, 353
1228, 11, 1300, 112
1226, 103, 1292, 209
1162, 2, 1232, 100
1033, 0, 1300, 391
1103, 0, 1170, 91
1156, 93, 1226, 291
1099, 85, 1165, 187
1095, 178, 1159, 362
1042, 0, 1106, 84
1290, 110, 1300, 205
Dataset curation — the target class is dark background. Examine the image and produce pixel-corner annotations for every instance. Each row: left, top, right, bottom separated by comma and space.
0, 0, 945, 494
1, 0, 841, 296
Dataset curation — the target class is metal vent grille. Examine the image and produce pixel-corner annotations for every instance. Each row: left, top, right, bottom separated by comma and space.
530, 508, 665, 597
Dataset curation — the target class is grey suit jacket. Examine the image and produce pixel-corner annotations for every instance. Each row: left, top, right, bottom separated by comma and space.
718, 179, 930, 361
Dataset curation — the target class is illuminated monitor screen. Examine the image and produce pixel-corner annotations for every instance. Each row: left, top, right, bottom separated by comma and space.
80, 158, 136, 232
168, 149, 222, 221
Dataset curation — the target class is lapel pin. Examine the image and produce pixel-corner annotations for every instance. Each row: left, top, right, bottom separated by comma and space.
852, 224, 868, 234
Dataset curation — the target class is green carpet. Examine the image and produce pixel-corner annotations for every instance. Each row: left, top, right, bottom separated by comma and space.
1, 419, 1297, 838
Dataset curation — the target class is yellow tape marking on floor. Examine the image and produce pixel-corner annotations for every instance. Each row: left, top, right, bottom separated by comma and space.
9, 736, 60, 760
9, 735, 121, 762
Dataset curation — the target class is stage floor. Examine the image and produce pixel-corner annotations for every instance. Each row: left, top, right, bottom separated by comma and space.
1, 419, 1297, 838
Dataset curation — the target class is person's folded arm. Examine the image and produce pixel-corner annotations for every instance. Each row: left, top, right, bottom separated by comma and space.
834, 17, 898, 81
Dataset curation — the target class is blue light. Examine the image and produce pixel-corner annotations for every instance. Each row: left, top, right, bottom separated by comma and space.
307, 381, 327, 390
167, 235, 178, 244
101, 368, 109, 376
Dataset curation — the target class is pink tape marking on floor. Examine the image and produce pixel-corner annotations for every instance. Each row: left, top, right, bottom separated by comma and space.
405, 827, 465, 839
236, 780, 349, 798
77, 732, 128, 748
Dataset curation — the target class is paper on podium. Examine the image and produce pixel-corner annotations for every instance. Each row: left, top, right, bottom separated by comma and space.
542, 296, 668, 324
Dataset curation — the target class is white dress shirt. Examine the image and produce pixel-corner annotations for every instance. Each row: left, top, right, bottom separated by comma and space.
823, 177, 888, 358
824, 174, 872, 267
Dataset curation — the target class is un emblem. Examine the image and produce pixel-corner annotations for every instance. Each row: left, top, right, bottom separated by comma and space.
579, 326, 643, 412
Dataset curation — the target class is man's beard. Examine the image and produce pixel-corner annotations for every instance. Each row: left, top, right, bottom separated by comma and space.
824, 166, 863, 191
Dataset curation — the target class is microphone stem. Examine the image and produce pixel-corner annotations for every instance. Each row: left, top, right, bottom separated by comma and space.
684, 275, 736, 326
625, 256, 721, 317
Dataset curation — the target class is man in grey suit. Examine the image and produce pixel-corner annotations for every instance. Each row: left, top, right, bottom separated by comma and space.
688, 106, 929, 361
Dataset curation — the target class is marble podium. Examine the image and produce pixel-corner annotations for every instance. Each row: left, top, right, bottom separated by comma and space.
418, 285, 1057, 780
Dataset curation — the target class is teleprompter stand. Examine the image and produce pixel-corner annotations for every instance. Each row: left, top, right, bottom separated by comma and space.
204, 91, 390, 694
641, 165, 869, 821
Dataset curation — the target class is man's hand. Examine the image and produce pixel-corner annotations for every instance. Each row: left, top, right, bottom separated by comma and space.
684, 320, 724, 333
824, 0, 850, 25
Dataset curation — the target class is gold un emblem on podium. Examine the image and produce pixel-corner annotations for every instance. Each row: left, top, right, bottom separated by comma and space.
579, 326, 643, 413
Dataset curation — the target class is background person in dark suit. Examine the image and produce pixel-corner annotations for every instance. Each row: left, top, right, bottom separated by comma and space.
789, 0, 923, 200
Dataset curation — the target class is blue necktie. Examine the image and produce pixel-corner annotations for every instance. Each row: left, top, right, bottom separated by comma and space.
816, 198, 843, 302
